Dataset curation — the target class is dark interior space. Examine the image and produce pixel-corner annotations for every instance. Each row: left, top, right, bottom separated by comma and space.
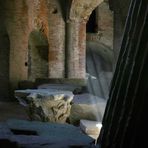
86, 10, 98, 33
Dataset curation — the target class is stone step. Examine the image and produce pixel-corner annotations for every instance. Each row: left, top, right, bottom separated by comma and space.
15, 89, 73, 105
80, 119, 102, 140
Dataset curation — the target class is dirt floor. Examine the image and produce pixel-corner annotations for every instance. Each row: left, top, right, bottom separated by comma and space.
0, 101, 29, 122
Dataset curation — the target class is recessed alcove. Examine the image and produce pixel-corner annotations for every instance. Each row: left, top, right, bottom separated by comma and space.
28, 30, 49, 81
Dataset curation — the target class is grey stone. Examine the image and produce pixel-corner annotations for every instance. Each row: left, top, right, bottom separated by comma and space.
80, 119, 102, 141
38, 83, 82, 93
0, 123, 12, 139
15, 89, 73, 123
80, 120, 102, 135
0, 119, 94, 147
15, 89, 72, 104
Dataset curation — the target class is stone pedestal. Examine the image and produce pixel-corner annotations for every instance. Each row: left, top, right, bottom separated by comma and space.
15, 89, 73, 123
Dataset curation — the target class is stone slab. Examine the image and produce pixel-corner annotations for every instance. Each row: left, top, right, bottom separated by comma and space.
80, 119, 102, 135
0, 119, 94, 147
15, 89, 74, 123
15, 89, 73, 106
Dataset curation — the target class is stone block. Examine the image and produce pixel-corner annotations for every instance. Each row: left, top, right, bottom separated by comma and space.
0, 119, 94, 147
80, 119, 102, 142
15, 89, 73, 123
69, 93, 106, 125
80, 119, 102, 135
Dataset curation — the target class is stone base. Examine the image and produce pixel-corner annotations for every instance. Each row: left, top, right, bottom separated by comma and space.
80, 119, 102, 141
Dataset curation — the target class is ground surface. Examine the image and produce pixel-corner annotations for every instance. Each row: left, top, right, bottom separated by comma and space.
0, 101, 28, 122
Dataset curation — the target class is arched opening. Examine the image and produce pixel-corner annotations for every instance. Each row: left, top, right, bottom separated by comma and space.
0, 27, 10, 100
86, 10, 98, 33
28, 30, 49, 81
86, 42, 113, 99
86, 2, 114, 100
74, 2, 114, 140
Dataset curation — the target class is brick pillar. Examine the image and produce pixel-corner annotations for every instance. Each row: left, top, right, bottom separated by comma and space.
66, 20, 86, 79
48, 17, 65, 78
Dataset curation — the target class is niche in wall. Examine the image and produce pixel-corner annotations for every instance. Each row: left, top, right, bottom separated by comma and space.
28, 30, 49, 81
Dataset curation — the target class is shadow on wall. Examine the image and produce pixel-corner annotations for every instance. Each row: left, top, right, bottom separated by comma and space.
0, 27, 10, 100
28, 30, 49, 81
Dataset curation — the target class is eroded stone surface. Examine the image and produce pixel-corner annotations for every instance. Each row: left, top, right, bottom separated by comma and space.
15, 89, 73, 123
38, 83, 82, 94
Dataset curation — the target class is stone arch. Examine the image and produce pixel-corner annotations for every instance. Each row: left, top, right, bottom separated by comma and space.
69, 0, 103, 21
28, 30, 49, 81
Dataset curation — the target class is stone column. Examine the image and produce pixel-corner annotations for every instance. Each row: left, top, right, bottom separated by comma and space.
66, 20, 86, 79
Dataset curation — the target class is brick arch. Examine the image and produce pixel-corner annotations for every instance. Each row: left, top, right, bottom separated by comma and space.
66, 0, 103, 79
69, 0, 103, 21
